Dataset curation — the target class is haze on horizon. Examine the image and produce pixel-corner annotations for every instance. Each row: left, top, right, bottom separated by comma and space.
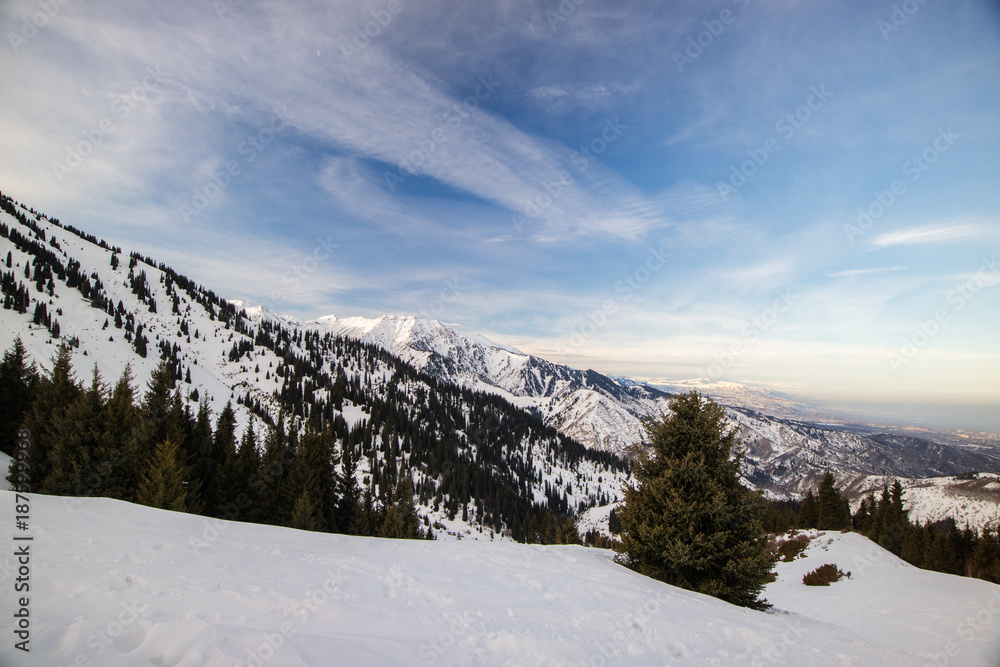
1, 0, 998, 425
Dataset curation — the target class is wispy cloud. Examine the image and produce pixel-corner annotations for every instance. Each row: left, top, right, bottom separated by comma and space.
828, 266, 905, 277
869, 223, 992, 247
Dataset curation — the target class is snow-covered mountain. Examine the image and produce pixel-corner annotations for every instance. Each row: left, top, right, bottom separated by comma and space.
301, 313, 673, 453
4, 490, 998, 666
298, 313, 1000, 500
2, 192, 998, 528
0, 196, 629, 540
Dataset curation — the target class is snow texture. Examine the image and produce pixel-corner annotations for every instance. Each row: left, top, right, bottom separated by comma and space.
5, 493, 996, 666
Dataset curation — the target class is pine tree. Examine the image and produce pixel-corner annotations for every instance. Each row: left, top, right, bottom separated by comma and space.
136, 439, 189, 512
0, 337, 38, 457
387, 472, 421, 539
93, 365, 141, 500
336, 439, 361, 534
43, 366, 106, 496
816, 473, 851, 531
289, 490, 321, 531
616, 392, 775, 610
798, 489, 818, 528
20, 344, 80, 490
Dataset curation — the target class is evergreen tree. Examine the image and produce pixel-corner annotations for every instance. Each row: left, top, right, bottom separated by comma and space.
616, 392, 775, 610
0, 337, 38, 457
816, 473, 851, 531
798, 489, 818, 528
198, 402, 237, 516
42, 366, 106, 496
288, 422, 339, 531
289, 490, 321, 531
136, 439, 189, 512
252, 414, 292, 525
336, 439, 361, 534
387, 472, 421, 539
20, 344, 80, 490
94, 365, 141, 500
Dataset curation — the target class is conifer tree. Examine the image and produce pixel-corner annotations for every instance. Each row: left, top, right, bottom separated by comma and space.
388, 472, 421, 539
289, 490, 321, 531
0, 337, 38, 457
798, 489, 818, 528
616, 392, 775, 610
136, 439, 188, 512
336, 439, 361, 534
816, 473, 851, 531
21, 344, 80, 489
287, 422, 339, 531
94, 365, 141, 500
43, 366, 106, 496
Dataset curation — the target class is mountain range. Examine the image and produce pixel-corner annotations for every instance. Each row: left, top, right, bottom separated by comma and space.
2, 191, 998, 534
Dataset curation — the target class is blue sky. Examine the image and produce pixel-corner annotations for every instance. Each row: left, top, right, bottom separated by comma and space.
2, 0, 999, 426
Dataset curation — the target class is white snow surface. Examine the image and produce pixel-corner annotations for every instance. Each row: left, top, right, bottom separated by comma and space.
4, 493, 999, 666
765, 530, 1000, 667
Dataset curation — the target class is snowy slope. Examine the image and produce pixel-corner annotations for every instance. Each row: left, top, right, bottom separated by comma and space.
306, 314, 1000, 497
837, 472, 1000, 530
0, 205, 629, 540
308, 313, 670, 453
766, 530, 1000, 667
0, 491, 954, 666
3, 198, 997, 523
0, 209, 271, 436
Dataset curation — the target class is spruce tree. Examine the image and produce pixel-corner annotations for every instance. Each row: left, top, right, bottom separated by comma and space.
336, 439, 362, 534
616, 392, 775, 610
0, 337, 38, 457
43, 366, 106, 496
816, 473, 851, 531
136, 439, 189, 512
289, 490, 321, 531
21, 344, 80, 490
798, 489, 818, 528
94, 365, 140, 500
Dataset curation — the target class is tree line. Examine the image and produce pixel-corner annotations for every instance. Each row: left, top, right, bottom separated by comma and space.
1, 335, 623, 544
761, 472, 1000, 584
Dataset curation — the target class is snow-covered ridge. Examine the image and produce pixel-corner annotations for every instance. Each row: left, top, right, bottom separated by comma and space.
3, 202, 998, 519
267, 312, 1000, 504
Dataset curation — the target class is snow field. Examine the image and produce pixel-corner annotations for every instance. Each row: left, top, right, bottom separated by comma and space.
765, 530, 1000, 667
0, 492, 963, 667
